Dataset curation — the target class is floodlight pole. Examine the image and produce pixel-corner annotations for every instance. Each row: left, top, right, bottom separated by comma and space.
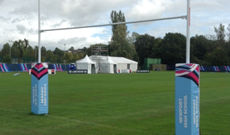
38, 0, 41, 63
186, 0, 190, 63
8, 40, 13, 58
64, 44, 66, 71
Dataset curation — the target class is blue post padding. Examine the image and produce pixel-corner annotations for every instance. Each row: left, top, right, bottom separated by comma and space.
175, 63, 200, 135
31, 63, 48, 115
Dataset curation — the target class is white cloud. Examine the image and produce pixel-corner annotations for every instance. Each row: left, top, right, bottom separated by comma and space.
128, 0, 167, 20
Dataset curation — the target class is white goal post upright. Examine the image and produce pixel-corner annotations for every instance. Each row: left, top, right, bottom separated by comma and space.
38, 0, 41, 63
186, 0, 190, 63
175, 0, 200, 135
31, 0, 48, 115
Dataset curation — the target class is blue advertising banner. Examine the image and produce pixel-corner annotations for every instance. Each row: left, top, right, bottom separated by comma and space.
31, 63, 48, 115
175, 63, 200, 135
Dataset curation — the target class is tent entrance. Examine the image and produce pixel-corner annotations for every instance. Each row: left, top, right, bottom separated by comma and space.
113, 64, 117, 73
91, 64, 96, 74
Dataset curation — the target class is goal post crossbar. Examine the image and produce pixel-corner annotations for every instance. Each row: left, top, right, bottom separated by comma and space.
40, 15, 187, 32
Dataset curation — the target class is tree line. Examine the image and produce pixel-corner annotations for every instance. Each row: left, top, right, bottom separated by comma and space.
0, 39, 86, 64
1, 11, 230, 67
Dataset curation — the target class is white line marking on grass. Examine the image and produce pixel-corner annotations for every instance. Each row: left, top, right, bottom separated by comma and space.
46, 115, 143, 133
47, 115, 113, 128
0, 108, 19, 112
0, 108, 144, 133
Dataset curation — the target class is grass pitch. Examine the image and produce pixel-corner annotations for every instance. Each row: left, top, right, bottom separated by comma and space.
0, 71, 229, 135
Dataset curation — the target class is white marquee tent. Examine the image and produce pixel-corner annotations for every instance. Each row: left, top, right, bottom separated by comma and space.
106, 56, 117, 73
109, 56, 138, 72
76, 55, 96, 74
98, 56, 116, 73
89, 55, 138, 73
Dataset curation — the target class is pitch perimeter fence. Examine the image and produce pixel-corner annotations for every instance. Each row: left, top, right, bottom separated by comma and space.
1, 63, 230, 72
167, 65, 230, 72
0, 63, 69, 72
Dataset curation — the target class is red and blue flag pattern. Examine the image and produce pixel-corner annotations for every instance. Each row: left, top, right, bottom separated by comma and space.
176, 64, 200, 86
0, 63, 10, 72
19, 63, 29, 72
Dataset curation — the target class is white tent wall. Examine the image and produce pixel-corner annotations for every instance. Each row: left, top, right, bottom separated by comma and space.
77, 63, 87, 70
109, 57, 138, 72
89, 56, 116, 74
109, 64, 116, 73
115, 63, 137, 72
76, 55, 96, 74
107, 56, 116, 73
116, 63, 127, 70
100, 63, 112, 73
76, 63, 91, 74
129, 63, 138, 71
89, 55, 103, 73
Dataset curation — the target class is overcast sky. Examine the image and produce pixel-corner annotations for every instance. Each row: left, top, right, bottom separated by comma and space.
0, 0, 230, 51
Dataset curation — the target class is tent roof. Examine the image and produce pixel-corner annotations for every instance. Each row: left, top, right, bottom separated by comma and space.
109, 56, 138, 64
107, 56, 116, 64
76, 55, 96, 64
88, 55, 138, 64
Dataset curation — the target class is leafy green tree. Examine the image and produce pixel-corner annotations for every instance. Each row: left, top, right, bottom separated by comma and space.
41, 56, 45, 62
82, 47, 87, 53
27, 45, 35, 62
13, 39, 29, 63
3, 54, 12, 63
21, 45, 35, 63
73, 53, 84, 61
109, 10, 137, 60
204, 47, 229, 65
128, 32, 140, 44
109, 22, 127, 55
46, 50, 55, 63
134, 34, 156, 66
53, 47, 64, 57
0, 50, 2, 62
110, 10, 127, 41
2, 43, 10, 56
62, 52, 74, 63
226, 24, 230, 63
34, 46, 38, 61
211, 24, 229, 65
214, 23, 225, 44
41, 46, 47, 61
227, 24, 230, 42
22, 46, 29, 62
53, 47, 64, 63
190, 35, 212, 65
69, 46, 74, 52
158, 33, 186, 64
53, 55, 58, 63
11, 43, 19, 62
